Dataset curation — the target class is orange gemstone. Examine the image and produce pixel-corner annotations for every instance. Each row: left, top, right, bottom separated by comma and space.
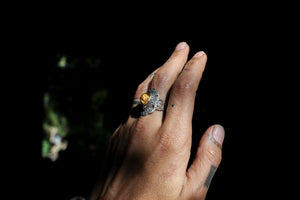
140, 93, 150, 105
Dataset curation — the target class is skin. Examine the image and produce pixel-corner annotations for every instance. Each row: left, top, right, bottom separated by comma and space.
90, 42, 225, 200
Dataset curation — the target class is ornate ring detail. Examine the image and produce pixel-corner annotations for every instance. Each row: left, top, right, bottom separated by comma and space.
140, 88, 165, 116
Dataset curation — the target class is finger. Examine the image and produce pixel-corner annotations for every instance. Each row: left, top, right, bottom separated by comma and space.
128, 67, 160, 125
146, 42, 189, 119
132, 68, 160, 108
184, 125, 225, 199
128, 43, 190, 151
163, 51, 207, 141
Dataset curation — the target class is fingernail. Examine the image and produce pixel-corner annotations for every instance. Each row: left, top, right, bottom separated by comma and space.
193, 51, 205, 58
212, 125, 225, 146
175, 42, 186, 51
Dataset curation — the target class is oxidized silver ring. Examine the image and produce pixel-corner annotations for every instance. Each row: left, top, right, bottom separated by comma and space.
140, 88, 165, 116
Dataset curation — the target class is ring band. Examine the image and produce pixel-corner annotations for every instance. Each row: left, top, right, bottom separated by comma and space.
140, 88, 165, 116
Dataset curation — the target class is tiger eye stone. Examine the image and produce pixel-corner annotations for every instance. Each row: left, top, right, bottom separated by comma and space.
140, 93, 150, 105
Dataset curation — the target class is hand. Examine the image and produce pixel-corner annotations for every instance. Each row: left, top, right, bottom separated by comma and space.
90, 42, 225, 200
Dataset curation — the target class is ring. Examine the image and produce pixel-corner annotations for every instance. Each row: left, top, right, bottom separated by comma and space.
140, 88, 165, 116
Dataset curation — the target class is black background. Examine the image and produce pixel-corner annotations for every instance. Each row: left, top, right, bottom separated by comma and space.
23, 3, 297, 200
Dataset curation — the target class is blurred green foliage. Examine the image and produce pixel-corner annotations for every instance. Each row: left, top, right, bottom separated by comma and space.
43, 93, 68, 137
43, 53, 112, 161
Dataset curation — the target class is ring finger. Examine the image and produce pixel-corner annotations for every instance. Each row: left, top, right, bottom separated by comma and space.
129, 42, 190, 132
146, 42, 190, 121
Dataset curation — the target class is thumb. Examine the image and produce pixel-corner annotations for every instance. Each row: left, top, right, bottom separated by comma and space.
185, 124, 225, 199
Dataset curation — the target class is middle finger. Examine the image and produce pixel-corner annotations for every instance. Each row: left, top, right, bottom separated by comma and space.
145, 42, 190, 121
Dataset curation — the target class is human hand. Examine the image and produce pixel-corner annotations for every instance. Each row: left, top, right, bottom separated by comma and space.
90, 42, 225, 200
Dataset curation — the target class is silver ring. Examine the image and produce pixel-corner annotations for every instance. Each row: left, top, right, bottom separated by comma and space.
140, 88, 165, 116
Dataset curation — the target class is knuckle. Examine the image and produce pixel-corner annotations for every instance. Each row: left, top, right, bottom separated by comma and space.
174, 78, 196, 95
159, 136, 178, 153
205, 147, 222, 165
190, 56, 206, 66
159, 141, 187, 156
131, 120, 152, 142
158, 129, 189, 155
153, 70, 170, 85
163, 51, 188, 70
186, 59, 206, 74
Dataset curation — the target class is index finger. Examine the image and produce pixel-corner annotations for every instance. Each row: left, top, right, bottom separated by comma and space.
163, 51, 207, 139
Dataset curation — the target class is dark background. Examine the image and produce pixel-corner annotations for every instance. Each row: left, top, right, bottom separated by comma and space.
27, 4, 296, 200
